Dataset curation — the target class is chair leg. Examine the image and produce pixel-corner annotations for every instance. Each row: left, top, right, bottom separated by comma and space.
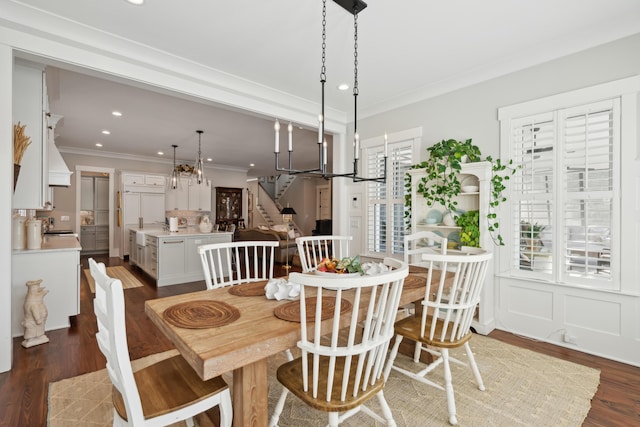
383, 334, 403, 381
219, 388, 233, 427
413, 341, 422, 362
464, 341, 485, 391
186, 417, 195, 427
328, 411, 340, 427
376, 390, 397, 427
269, 387, 289, 427
441, 348, 458, 426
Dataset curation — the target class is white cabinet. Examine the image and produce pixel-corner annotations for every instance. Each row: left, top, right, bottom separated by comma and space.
408, 162, 495, 334
122, 172, 165, 191
158, 237, 186, 281
95, 177, 109, 210
166, 178, 211, 211
13, 61, 47, 209
12, 245, 80, 335
80, 177, 94, 210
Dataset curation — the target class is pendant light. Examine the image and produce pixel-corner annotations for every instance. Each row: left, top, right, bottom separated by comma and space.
191, 130, 208, 185
168, 144, 181, 190
273, 0, 386, 183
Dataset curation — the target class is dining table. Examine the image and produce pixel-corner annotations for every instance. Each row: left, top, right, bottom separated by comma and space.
144, 268, 435, 427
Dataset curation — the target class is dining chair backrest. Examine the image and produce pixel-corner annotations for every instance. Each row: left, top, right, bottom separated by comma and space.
295, 235, 352, 273
198, 240, 279, 289
419, 250, 492, 343
404, 231, 447, 266
287, 258, 408, 402
90, 258, 146, 423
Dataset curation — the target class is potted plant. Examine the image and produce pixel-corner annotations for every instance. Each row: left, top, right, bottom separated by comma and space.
455, 210, 481, 248
404, 138, 517, 245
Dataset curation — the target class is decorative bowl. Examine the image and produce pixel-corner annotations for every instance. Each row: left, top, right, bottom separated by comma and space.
461, 185, 479, 193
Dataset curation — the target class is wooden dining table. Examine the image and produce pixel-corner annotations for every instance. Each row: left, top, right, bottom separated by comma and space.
144, 272, 431, 427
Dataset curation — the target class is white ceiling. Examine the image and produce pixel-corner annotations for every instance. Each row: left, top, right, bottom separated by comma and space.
8, 0, 640, 178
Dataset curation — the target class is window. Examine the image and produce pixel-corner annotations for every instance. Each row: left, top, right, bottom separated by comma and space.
498, 77, 640, 291
363, 132, 417, 258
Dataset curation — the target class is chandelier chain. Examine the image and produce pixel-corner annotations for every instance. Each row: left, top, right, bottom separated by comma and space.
321, 0, 327, 81
353, 12, 359, 96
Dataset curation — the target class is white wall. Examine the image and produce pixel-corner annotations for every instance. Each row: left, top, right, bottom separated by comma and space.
1, 44, 14, 372
349, 33, 640, 365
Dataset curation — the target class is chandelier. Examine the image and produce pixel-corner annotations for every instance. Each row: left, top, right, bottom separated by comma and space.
168, 144, 180, 190
191, 130, 208, 185
274, 0, 386, 183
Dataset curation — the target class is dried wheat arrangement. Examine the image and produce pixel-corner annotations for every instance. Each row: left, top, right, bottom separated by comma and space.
13, 121, 32, 165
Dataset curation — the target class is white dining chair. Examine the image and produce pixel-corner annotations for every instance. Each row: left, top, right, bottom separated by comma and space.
295, 235, 353, 273
198, 240, 279, 289
89, 258, 233, 427
269, 258, 409, 427
383, 250, 492, 425
403, 230, 448, 355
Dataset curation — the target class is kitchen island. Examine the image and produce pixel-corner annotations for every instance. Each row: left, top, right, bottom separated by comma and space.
128, 227, 233, 286
11, 235, 81, 336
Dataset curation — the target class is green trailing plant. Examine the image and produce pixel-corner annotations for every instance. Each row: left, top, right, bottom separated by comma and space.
404, 138, 518, 245
456, 210, 481, 247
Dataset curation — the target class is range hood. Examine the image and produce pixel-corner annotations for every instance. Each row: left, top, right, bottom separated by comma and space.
48, 140, 72, 186
48, 114, 72, 187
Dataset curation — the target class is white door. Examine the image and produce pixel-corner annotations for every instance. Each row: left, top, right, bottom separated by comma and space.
80, 177, 94, 211
123, 192, 140, 225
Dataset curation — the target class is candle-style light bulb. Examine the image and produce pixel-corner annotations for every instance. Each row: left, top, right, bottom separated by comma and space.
288, 122, 293, 152
384, 132, 388, 157
318, 114, 323, 144
323, 139, 327, 165
274, 119, 280, 153
354, 133, 360, 160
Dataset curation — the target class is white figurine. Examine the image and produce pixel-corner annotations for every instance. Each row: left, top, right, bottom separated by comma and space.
21, 279, 50, 348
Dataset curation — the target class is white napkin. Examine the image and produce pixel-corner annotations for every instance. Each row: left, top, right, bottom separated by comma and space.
265, 278, 300, 301
361, 262, 389, 275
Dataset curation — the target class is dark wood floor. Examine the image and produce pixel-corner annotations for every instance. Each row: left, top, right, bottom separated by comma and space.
1, 255, 638, 426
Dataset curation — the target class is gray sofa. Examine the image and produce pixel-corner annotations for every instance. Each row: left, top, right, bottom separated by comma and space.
235, 228, 298, 264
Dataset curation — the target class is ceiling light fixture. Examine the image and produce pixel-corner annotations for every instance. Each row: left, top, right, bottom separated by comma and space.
168, 144, 180, 190
95, 143, 103, 147
112, 111, 122, 117
191, 130, 208, 185
125, 0, 145, 5
274, 0, 385, 183
101, 130, 110, 135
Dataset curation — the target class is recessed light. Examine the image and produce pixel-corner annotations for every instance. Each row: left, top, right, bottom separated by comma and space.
95, 143, 103, 147
206, 158, 213, 162
337, 83, 349, 91
101, 130, 111, 135
112, 111, 122, 117
125, 0, 144, 5
249, 163, 255, 167
157, 151, 164, 156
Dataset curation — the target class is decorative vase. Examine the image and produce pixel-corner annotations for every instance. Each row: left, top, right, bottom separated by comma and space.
442, 211, 457, 226
13, 163, 20, 192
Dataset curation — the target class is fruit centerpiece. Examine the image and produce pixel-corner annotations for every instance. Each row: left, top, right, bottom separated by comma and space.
317, 256, 363, 275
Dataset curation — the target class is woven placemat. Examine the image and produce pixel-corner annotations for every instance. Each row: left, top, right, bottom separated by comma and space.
163, 300, 240, 329
228, 281, 268, 297
274, 297, 352, 323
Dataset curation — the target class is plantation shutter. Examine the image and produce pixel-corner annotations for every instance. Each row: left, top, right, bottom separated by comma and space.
560, 99, 617, 284
366, 140, 413, 257
510, 112, 555, 275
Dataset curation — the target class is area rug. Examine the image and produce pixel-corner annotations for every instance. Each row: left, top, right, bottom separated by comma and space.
48, 335, 600, 426
83, 266, 144, 293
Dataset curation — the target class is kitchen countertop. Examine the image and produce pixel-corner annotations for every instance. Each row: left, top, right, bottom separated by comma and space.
13, 235, 82, 254
128, 226, 233, 239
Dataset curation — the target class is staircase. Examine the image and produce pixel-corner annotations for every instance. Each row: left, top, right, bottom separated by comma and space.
256, 178, 302, 235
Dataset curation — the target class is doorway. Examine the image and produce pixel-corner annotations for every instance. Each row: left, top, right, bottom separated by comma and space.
75, 166, 116, 257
